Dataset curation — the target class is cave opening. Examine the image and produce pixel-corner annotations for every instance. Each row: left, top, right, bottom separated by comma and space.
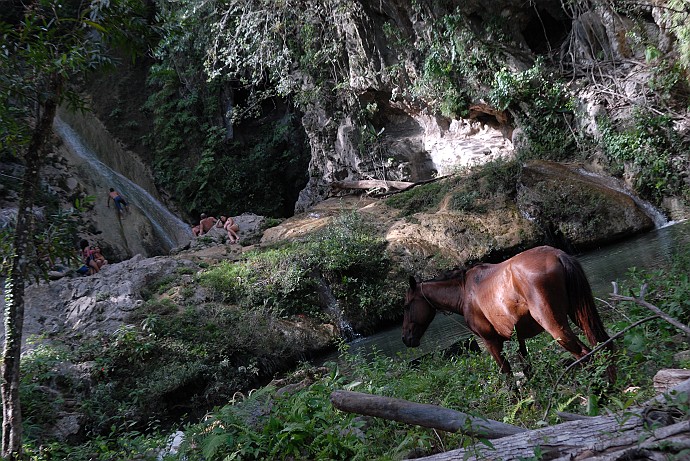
523, 8, 571, 54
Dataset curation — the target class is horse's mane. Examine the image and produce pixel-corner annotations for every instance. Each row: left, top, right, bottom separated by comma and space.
433, 267, 468, 282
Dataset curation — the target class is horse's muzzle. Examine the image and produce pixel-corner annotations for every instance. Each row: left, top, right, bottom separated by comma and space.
402, 335, 420, 347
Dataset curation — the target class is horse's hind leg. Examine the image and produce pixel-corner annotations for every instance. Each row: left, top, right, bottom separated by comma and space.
545, 325, 591, 360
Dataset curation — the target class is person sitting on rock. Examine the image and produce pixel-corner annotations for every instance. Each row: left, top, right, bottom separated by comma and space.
216, 215, 240, 244
79, 239, 100, 275
91, 245, 108, 269
192, 213, 217, 237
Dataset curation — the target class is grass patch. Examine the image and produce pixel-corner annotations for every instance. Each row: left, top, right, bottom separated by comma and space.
386, 158, 520, 217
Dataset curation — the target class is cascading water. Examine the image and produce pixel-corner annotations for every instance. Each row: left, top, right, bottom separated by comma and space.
53, 115, 192, 253
312, 272, 360, 342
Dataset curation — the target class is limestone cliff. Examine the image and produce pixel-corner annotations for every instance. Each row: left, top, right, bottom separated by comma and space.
292, 0, 688, 216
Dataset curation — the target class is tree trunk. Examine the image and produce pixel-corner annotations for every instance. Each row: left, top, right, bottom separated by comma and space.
1, 73, 60, 460
330, 390, 526, 439
331, 179, 415, 192
412, 378, 690, 460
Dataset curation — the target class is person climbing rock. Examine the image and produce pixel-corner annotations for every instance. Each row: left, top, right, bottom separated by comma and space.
107, 188, 129, 214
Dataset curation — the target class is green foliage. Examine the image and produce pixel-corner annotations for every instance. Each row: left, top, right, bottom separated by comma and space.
663, 0, 690, 77
19, 344, 69, 438
0, 187, 86, 281
144, 0, 353, 217
144, 37, 310, 217
23, 244, 690, 459
199, 211, 399, 329
201, 0, 348, 111
180, 371, 363, 461
489, 59, 577, 161
599, 112, 689, 203
201, 249, 318, 316
409, 11, 511, 117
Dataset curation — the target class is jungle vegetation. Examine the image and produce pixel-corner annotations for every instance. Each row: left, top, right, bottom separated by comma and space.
2, 0, 690, 459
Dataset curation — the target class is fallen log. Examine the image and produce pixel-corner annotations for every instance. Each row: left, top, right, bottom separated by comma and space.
654, 369, 690, 394
329, 390, 526, 439
413, 378, 690, 460
330, 179, 415, 192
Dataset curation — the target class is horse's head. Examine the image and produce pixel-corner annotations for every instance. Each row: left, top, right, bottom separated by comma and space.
402, 276, 437, 347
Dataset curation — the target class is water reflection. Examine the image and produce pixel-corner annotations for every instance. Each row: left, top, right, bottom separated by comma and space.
336, 220, 690, 362
578, 221, 689, 297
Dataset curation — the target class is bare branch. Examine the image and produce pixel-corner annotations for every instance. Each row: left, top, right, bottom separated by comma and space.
610, 283, 690, 337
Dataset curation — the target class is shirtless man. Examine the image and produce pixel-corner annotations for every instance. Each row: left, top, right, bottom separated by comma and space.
107, 188, 129, 213
193, 213, 217, 237
217, 216, 240, 243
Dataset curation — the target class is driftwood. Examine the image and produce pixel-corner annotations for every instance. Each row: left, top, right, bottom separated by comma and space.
329, 390, 526, 439
654, 369, 690, 394
412, 378, 690, 460
330, 180, 414, 193
330, 176, 448, 196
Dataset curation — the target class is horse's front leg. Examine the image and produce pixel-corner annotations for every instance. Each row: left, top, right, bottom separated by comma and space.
482, 337, 511, 375
483, 337, 523, 393
517, 337, 532, 380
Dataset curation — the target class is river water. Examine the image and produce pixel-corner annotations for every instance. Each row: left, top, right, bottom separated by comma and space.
340, 220, 690, 361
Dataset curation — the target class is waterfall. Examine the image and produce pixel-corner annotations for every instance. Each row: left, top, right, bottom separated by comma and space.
575, 167, 669, 228
53, 115, 192, 253
313, 272, 361, 342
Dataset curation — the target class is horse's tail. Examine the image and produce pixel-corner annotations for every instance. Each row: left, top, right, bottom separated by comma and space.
559, 252, 617, 382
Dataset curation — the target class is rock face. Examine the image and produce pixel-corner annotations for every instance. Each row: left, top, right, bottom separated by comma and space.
52, 110, 193, 262
517, 161, 658, 249
292, 0, 678, 213
4, 255, 198, 349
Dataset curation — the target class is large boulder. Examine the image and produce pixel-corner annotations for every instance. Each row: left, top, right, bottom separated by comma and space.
3, 255, 198, 350
517, 161, 659, 250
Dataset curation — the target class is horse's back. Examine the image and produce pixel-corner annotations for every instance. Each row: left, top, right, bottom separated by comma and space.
464, 246, 570, 338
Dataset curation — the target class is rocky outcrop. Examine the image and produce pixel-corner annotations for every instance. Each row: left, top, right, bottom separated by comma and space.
517, 161, 659, 250
293, 0, 686, 217
272, 160, 660, 277
4, 255, 198, 349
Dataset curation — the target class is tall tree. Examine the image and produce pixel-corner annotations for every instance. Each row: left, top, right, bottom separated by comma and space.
0, 1, 147, 457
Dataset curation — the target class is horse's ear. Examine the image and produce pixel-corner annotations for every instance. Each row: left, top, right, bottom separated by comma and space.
408, 276, 417, 290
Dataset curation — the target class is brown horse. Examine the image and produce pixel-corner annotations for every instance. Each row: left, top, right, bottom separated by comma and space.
402, 246, 616, 383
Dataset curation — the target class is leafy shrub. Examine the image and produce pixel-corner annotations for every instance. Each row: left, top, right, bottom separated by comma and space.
20, 344, 70, 437
599, 112, 689, 204
180, 371, 363, 461
198, 211, 399, 329
489, 59, 577, 161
